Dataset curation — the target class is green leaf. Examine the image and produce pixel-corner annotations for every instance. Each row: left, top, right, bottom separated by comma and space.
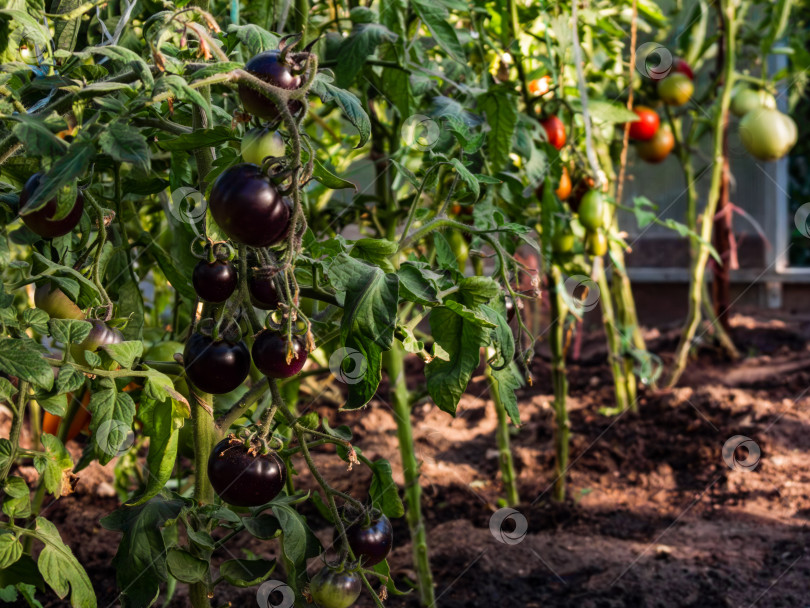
18, 141, 94, 215
578, 99, 639, 124
411, 0, 465, 61
397, 263, 440, 305
312, 157, 357, 190
99, 122, 150, 173
21, 308, 50, 335
350, 238, 398, 273
272, 504, 321, 573
0, 338, 53, 390
227, 24, 280, 54
166, 548, 208, 584
425, 305, 487, 415
157, 126, 234, 152
99, 341, 143, 369
369, 459, 404, 518
478, 85, 519, 172
34, 434, 74, 498
188, 62, 242, 79
11, 116, 68, 158
47, 319, 91, 345
101, 496, 186, 608
128, 399, 180, 506
31, 252, 100, 308
0, 531, 22, 569
335, 23, 398, 88
243, 514, 282, 540
2, 477, 31, 518
0, 10, 51, 47
87, 384, 136, 465
433, 232, 457, 271
0, 439, 12, 473
83, 45, 153, 88
153, 75, 211, 124
443, 300, 496, 328
310, 77, 371, 148
219, 558, 276, 587
33, 518, 96, 607
449, 158, 480, 200
490, 363, 523, 427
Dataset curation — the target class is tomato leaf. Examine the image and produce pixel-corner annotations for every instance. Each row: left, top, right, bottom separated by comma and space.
127, 398, 180, 506
243, 514, 282, 540
48, 319, 91, 345
369, 458, 405, 518
0, 338, 53, 390
11, 115, 68, 158
34, 434, 74, 498
99, 341, 143, 369
87, 382, 136, 465
99, 122, 151, 173
410, 0, 465, 62
157, 126, 235, 152
0, 531, 23, 570
335, 23, 398, 88
219, 558, 276, 588
478, 85, 519, 172
32, 518, 96, 608
166, 548, 208, 584
2, 477, 31, 519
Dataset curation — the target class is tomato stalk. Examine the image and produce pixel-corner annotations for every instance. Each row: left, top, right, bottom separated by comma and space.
484, 365, 520, 506
383, 344, 436, 606
593, 257, 632, 412
549, 267, 570, 502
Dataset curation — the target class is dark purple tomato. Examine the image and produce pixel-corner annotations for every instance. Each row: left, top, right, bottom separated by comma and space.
248, 274, 281, 310
183, 333, 250, 394
251, 331, 307, 378
192, 260, 237, 303
19, 173, 84, 239
334, 514, 393, 567
309, 567, 361, 608
207, 438, 286, 507
209, 164, 291, 248
238, 50, 303, 120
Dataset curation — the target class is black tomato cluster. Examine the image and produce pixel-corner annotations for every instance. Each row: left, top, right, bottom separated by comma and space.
251, 331, 307, 379
19, 173, 84, 239
207, 437, 286, 507
192, 259, 237, 304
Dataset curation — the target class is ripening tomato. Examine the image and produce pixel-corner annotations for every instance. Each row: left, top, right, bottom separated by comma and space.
658, 73, 694, 106
672, 58, 694, 80
529, 75, 551, 96
19, 174, 84, 239
540, 115, 566, 150
585, 230, 608, 256
555, 166, 572, 200
35, 282, 84, 320
42, 390, 92, 442
738, 108, 797, 161
636, 125, 675, 163
628, 106, 660, 141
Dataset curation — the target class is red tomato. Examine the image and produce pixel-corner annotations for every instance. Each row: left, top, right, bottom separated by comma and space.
540, 115, 566, 150
628, 106, 660, 141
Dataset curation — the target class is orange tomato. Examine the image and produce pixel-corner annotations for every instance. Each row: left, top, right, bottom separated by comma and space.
555, 167, 572, 200
529, 76, 552, 96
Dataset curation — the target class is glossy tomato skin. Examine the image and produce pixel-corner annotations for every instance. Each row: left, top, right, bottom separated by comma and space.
628, 106, 660, 141
730, 88, 776, 118
578, 190, 606, 230
658, 73, 693, 106
19, 173, 84, 239
238, 50, 303, 120
251, 331, 307, 378
309, 567, 362, 608
248, 274, 282, 310
209, 164, 291, 247
504, 296, 516, 322
241, 127, 285, 165
739, 108, 796, 161
192, 260, 238, 303
208, 438, 286, 507
636, 126, 675, 163
555, 166, 572, 200
79, 321, 123, 351
184, 333, 250, 394
35, 282, 84, 320
540, 115, 566, 150
334, 514, 393, 567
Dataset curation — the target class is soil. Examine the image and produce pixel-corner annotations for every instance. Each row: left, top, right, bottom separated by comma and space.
4, 310, 810, 608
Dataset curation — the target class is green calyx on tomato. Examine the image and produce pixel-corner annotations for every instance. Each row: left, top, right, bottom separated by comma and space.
241, 127, 285, 165
658, 73, 693, 106
578, 190, 607, 231
738, 107, 796, 161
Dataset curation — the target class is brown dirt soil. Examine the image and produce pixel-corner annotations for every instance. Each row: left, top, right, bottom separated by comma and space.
4, 310, 810, 607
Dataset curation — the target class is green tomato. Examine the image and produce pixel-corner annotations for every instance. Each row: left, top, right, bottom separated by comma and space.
730, 88, 776, 118
446, 230, 469, 272
658, 73, 694, 106
309, 567, 361, 608
585, 230, 608, 256
578, 190, 606, 231
241, 127, 285, 166
551, 230, 575, 254
144, 340, 184, 363
35, 282, 84, 320
739, 108, 796, 161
